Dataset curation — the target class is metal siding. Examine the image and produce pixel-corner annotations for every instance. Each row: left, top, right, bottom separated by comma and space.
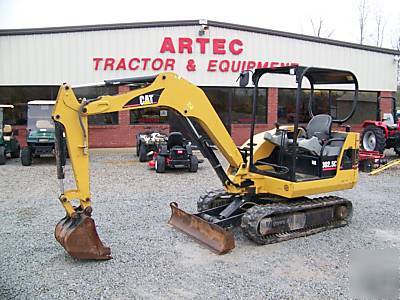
0, 25, 397, 90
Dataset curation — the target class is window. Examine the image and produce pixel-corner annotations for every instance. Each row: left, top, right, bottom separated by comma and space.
278, 89, 311, 124
88, 113, 119, 125
202, 87, 268, 129
278, 88, 377, 124
232, 88, 267, 124
0, 86, 59, 125
202, 87, 231, 130
130, 108, 169, 124
74, 85, 119, 125
335, 91, 377, 123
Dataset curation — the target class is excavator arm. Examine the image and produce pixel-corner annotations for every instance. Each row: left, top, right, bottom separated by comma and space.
52, 72, 244, 259
54, 72, 243, 216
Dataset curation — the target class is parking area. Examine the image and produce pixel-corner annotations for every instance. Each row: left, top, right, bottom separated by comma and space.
0, 148, 399, 299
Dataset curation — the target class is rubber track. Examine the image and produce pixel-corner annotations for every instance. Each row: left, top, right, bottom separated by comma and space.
240, 196, 353, 245
197, 188, 233, 212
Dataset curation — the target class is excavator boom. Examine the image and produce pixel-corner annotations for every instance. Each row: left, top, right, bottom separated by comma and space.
52, 72, 244, 259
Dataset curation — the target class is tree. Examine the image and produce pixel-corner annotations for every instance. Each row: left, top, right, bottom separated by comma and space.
392, 33, 400, 85
374, 11, 385, 47
358, 0, 369, 44
310, 18, 334, 38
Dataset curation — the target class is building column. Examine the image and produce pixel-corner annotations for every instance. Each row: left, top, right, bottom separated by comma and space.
268, 88, 278, 125
118, 86, 130, 126
378, 91, 395, 119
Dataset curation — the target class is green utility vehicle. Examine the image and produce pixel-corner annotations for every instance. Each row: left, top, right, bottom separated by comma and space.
0, 105, 20, 164
21, 100, 57, 166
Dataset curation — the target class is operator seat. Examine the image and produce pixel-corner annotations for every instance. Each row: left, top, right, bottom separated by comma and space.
298, 114, 340, 156
382, 113, 398, 130
304, 114, 332, 140
167, 132, 184, 149
264, 114, 342, 156
264, 115, 332, 150
3, 124, 12, 142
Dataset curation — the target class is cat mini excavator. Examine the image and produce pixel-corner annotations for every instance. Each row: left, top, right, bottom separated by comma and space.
52, 67, 359, 260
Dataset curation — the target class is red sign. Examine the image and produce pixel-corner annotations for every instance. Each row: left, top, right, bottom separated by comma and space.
93, 37, 298, 73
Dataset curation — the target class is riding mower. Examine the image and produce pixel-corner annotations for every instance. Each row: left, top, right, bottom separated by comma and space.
135, 131, 168, 162
0, 105, 20, 164
21, 100, 58, 166
361, 96, 400, 155
148, 132, 198, 173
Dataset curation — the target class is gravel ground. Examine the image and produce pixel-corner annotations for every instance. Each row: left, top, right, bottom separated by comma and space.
0, 148, 399, 299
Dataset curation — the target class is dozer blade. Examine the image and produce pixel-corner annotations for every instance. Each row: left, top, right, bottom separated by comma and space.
55, 213, 112, 260
168, 202, 235, 254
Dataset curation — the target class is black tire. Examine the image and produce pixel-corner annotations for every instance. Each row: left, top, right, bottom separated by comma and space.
21, 147, 32, 166
394, 146, 400, 156
361, 125, 386, 153
10, 145, 20, 158
155, 155, 165, 173
359, 159, 373, 173
136, 140, 140, 156
189, 155, 198, 172
197, 188, 232, 212
0, 146, 6, 165
139, 144, 148, 162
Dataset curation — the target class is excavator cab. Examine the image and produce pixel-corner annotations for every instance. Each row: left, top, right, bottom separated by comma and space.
170, 66, 359, 254
245, 67, 358, 182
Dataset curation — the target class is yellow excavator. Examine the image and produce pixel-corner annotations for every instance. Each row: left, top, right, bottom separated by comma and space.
52, 66, 359, 260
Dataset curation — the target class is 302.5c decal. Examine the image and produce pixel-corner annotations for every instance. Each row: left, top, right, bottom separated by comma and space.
123, 88, 164, 108
322, 160, 337, 171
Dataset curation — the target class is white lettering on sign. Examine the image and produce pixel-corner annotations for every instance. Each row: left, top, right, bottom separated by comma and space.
322, 160, 337, 169
139, 94, 155, 105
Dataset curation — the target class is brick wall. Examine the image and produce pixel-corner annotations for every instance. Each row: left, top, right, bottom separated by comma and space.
267, 88, 278, 125
378, 91, 395, 119
14, 125, 27, 147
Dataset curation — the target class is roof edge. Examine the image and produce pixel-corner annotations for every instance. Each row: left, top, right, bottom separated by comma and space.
0, 20, 198, 36
208, 20, 400, 56
1, 19, 399, 55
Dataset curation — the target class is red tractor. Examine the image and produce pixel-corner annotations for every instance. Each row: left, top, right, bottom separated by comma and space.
361, 96, 400, 155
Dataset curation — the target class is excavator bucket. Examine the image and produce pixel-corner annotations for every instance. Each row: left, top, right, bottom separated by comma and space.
168, 202, 235, 254
55, 213, 112, 260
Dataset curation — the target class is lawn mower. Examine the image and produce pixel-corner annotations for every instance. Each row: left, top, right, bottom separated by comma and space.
135, 131, 168, 162
148, 132, 198, 173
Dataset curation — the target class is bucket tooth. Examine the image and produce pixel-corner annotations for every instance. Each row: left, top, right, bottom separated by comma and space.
168, 202, 235, 254
55, 213, 112, 260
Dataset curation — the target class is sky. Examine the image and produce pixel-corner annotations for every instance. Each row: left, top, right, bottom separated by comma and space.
0, 0, 399, 49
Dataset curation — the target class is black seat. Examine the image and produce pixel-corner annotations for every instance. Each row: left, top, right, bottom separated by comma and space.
298, 114, 334, 156
305, 114, 332, 140
383, 113, 398, 130
167, 132, 184, 149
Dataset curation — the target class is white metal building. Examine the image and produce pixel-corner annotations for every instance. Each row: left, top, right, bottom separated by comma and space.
0, 20, 399, 147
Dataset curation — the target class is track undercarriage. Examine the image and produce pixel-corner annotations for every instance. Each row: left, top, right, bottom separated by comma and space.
169, 190, 353, 254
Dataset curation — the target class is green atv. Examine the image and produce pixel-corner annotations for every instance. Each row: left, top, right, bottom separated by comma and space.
0, 105, 20, 164
21, 100, 57, 166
